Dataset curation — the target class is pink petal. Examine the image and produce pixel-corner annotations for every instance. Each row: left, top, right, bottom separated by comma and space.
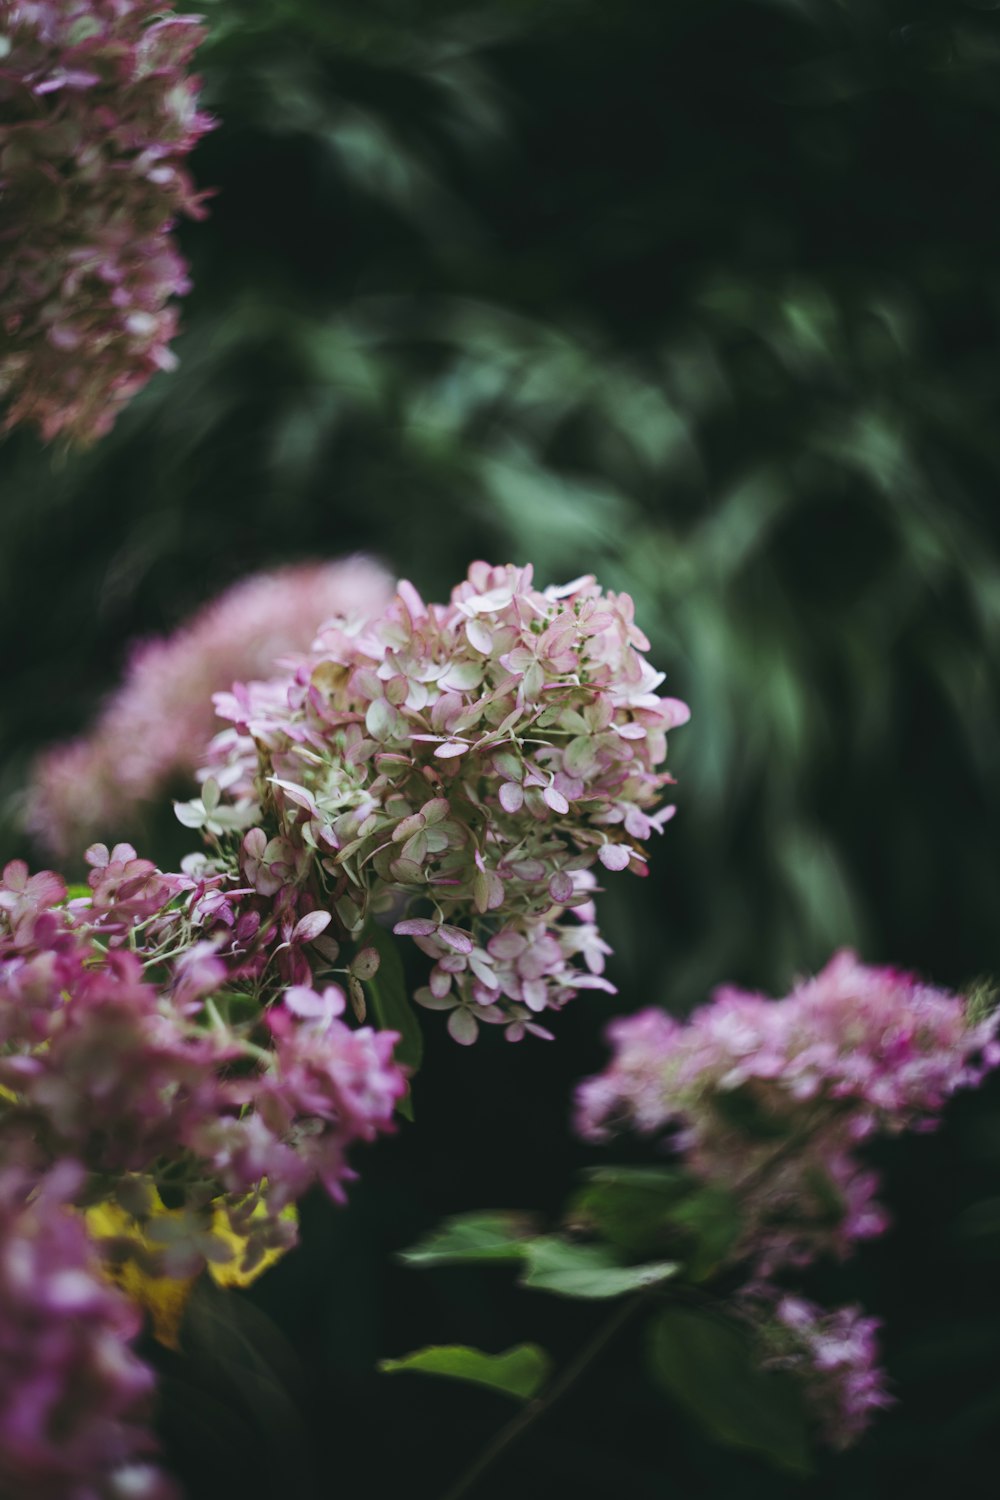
543, 785, 570, 815
448, 1008, 479, 1045
292, 910, 333, 943
598, 843, 631, 872
499, 782, 524, 814
394, 917, 439, 937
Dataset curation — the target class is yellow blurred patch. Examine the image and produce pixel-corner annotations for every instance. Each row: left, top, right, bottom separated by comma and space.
84, 1190, 297, 1350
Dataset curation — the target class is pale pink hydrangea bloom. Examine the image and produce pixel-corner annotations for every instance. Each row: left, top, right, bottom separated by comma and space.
27, 557, 395, 860
199, 562, 689, 1040
0, 1, 215, 444
576, 951, 999, 1273
0, 1166, 177, 1500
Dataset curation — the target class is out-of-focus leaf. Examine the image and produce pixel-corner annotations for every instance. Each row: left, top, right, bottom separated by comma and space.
379, 1342, 551, 1400
571, 1166, 742, 1281
647, 1305, 813, 1475
399, 1210, 538, 1266
520, 1237, 678, 1300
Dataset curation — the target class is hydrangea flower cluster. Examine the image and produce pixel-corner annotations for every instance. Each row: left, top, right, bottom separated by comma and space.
576, 950, 999, 1445
198, 562, 689, 1044
0, 847, 407, 1282
577, 950, 998, 1271
28, 557, 394, 860
750, 1295, 893, 1451
0, 1, 213, 443
0, 1164, 178, 1500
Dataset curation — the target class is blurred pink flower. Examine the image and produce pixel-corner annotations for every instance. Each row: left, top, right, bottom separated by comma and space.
752, 1295, 894, 1449
576, 951, 999, 1273
0, 1167, 177, 1500
27, 557, 395, 859
0, 1, 214, 444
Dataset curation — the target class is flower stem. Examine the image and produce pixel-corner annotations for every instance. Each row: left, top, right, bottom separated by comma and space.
437, 1294, 643, 1500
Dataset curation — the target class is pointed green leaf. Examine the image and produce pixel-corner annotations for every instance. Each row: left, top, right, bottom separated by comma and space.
399, 1211, 538, 1266
379, 1343, 551, 1401
647, 1305, 813, 1475
520, 1237, 678, 1299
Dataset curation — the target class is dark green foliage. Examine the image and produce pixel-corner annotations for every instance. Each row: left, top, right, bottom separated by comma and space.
648, 1304, 814, 1475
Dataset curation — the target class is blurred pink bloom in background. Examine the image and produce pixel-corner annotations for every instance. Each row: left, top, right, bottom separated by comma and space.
27, 557, 395, 859
0, 1, 213, 444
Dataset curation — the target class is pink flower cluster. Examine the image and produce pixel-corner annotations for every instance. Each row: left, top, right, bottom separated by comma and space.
0, 1, 213, 444
576, 950, 999, 1445
751, 1295, 893, 1450
27, 557, 394, 860
0, 849, 407, 1275
200, 562, 688, 1043
577, 951, 998, 1271
0, 1166, 178, 1500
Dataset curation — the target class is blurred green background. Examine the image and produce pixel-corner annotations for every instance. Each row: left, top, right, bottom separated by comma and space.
4, 1, 1000, 1496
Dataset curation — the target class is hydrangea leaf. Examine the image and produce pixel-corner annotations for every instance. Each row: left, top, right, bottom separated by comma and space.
361, 921, 424, 1118
399, 1211, 539, 1266
380, 1343, 551, 1401
520, 1237, 679, 1299
572, 1166, 742, 1280
647, 1305, 813, 1475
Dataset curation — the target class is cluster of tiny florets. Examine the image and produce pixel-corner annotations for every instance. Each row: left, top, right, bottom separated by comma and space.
196, 562, 689, 1043
576, 950, 999, 1445
27, 557, 394, 860
0, 0, 213, 443
0, 848, 407, 1278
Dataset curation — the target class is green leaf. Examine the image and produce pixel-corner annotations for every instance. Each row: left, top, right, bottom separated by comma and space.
399, 1211, 538, 1266
647, 1306, 813, 1475
571, 1166, 692, 1254
64, 884, 92, 902
571, 1167, 741, 1281
520, 1237, 678, 1299
360, 922, 423, 1117
379, 1343, 551, 1401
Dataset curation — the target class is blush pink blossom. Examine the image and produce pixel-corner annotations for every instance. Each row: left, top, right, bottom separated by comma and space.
197, 562, 688, 1039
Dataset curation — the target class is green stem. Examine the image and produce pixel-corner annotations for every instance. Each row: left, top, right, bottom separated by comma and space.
437, 1295, 643, 1500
